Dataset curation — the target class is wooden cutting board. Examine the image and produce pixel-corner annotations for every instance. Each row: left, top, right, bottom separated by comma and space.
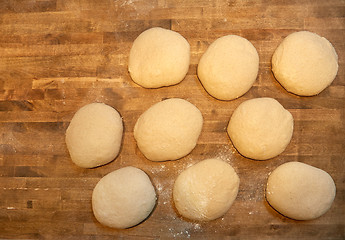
0, 0, 344, 239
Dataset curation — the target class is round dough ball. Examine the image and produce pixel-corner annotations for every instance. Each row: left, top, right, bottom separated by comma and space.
272, 31, 338, 96
134, 98, 203, 161
92, 166, 156, 229
266, 162, 336, 220
227, 98, 293, 160
173, 158, 240, 221
65, 103, 123, 168
197, 35, 259, 100
128, 27, 190, 88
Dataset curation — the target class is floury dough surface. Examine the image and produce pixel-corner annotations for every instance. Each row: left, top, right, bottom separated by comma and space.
197, 35, 259, 100
227, 98, 293, 160
92, 167, 156, 229
65, 103, 123, 168
134, 98, 203, 161
128, 27, 190, 88
173, 158, 240, 221
266, 162, 336, 220
272, 31, 338, 96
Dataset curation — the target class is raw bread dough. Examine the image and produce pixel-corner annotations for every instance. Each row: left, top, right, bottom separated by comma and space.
197, 35, 259, 100
128, 27, 190, 88
92, 166, 156, 228
173, 158, 240, 221
134, 98, 203, 161
65, 103, 123, 168
227, 97, 293, 160
266, 162, 336, 220
272, 31, 338, 96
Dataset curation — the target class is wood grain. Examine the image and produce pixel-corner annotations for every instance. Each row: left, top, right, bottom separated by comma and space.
0, 0, 344, 239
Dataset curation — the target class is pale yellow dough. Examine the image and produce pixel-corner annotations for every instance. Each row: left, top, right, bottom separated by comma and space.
92, 167, 156, 229
266, 162, 336, 220
197, 35, 259, 100
128, 27, 190, 88
173, 158, 240, 221
227, 98, 293, 160
272, 31, 338, 96
65, 103, 123, 168
134, 98, 203, 161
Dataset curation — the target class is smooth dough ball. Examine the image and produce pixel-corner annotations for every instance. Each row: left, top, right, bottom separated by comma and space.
266, 162, 336, 220
128, 27, 190, 88
227, 98, 293, 160
92, 166, 157, 229
65, 103, 123, 168
173, 158, 240, 221
134, 98, 203, 161
197, 35, 259, 100
272, 31, 338, 96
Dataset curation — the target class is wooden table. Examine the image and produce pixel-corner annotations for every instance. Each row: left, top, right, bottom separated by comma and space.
0, 0, 344, 239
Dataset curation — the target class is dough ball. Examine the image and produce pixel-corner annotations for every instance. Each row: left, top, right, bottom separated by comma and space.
92, 166, 156, 228
266, 162, 336, 220
65, 103, 123, 168
227, 98, 293, 160
197, 35, 259, 100
128, 27, 190, 88
173, 158, 240, 221
134, 98, 203, 161
272, 31, 338, 96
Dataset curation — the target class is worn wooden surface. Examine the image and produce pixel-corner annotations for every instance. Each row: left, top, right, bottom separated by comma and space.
0, 0, 344, 239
